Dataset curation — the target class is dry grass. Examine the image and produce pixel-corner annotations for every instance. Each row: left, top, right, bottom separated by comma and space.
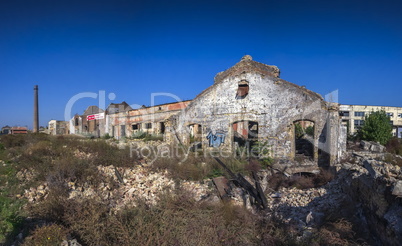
0, 134, 365, 245
150, 153, 248, 181
311, 219, 359, 246
268, 168, 334, 191
21, 224, 69, 246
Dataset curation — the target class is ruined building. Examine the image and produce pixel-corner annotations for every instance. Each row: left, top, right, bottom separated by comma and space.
67, 56, 346, 165
167, 55, 346, 165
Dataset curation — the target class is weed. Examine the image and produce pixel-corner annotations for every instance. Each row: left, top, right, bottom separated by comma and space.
22, 224, 69, 246
386, 137, 402, 155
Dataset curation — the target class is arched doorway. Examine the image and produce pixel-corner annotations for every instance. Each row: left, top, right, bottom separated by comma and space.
294, 120, 315, 161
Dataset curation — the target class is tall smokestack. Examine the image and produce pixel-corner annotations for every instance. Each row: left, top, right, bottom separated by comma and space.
33, 85, 39, 133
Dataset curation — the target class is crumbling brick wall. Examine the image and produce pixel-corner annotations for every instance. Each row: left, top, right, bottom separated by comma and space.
168, 55, 344, 165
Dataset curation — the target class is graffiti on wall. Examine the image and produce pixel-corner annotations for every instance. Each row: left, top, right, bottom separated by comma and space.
206, 131, 226, 147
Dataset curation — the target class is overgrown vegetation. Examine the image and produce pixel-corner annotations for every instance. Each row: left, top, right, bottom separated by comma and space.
150, 152, 248, 181
251, 141, 274, 167
357, 110, 393, 145
0, 134, 363, 245
0, 134, 137, 244
0, 145, 25, 243
132, 130, 164, 141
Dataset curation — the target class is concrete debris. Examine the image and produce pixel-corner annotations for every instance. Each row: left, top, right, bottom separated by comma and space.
212, 176, 230, 199
363, 159, 383, 179
391, 180, 402, 197
360, 140, 386, 153
22, 164, 212, 210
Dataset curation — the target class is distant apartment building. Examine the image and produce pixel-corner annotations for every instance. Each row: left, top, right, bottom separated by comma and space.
339, 105, 402, 138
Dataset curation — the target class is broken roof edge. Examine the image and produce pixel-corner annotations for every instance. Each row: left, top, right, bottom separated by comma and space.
126, 100, 192, 113
214, 55, 280, 84
83, 105, 104, 115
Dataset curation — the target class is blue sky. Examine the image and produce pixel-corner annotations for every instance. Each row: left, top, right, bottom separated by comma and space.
1, 0, 402, 128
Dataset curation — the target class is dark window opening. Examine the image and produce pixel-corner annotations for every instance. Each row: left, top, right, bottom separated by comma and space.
160, 122, 165, 134
189, 124, 202, 143
354, 120, 364, 127
339, 111, 349, 117
121, 125, 126, 137
75, 118, 79, 126
145, 123, 152, 129
236, 81, 249, 99
132, 124, 141, 130
354, 112, 365, 117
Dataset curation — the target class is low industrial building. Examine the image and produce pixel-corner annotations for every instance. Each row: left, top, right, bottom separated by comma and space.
9, 126, 28, 134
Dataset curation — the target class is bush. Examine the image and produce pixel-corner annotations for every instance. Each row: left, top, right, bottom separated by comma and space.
305, 125, 314, 136
295, 122, 304, 139
311, 219, 356, 245
22, 224, 69, 246
386, 138, 402, 155
0, 162, 26, 244
149, 151, 248, 181
0, 134, 26, 148
0, 196, 24, 243
144, 134, 163, 142
132, 131, 146, 139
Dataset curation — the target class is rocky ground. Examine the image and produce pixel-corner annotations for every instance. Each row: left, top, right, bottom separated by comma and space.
21, 164, 213, 211
11, 140, 402, 245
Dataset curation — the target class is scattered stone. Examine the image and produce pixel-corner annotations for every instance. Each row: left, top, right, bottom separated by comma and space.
360, 140, 385, 153
392, 180, 402, 197
363, 159, 382, 179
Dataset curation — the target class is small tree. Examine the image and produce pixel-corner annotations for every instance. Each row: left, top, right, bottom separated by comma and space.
357, 110, 392, 145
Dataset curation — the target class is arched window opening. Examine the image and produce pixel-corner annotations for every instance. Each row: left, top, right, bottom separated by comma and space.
236, 80, 249, 99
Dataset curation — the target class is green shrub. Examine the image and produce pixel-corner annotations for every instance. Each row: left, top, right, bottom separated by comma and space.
295, 122, 304, 139
0, 162, 25, 243
144, 134, 163, 142
251, 141, 273, 168
357, 110, 393, 145
305, 125, 314, 136
0, 196, 24, 243
132, 130, 146, 139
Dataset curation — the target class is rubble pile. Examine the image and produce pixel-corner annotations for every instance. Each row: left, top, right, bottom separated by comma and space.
21, 164, 212, 210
